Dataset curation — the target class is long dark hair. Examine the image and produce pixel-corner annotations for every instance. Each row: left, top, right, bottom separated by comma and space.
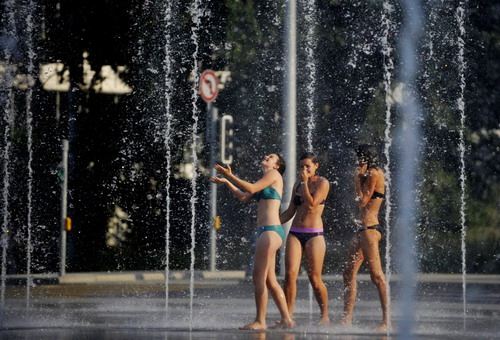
275, 154, 286, 175
355, 144, 380, 169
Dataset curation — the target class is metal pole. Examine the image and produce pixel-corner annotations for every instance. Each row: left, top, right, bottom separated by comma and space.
60, 139, 69, 276
209, 106, 218, 272
56, 92, 61, 123
281, 0, 297, 276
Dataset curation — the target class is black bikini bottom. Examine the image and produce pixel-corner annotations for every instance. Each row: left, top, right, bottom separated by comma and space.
357, 225, 383, 236
289, 230, 324, 248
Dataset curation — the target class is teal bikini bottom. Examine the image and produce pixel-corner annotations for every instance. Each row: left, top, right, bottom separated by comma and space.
257, 225, 285, 242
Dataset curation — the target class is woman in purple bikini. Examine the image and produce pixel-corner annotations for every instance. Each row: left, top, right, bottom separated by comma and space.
280, 152, 330, 325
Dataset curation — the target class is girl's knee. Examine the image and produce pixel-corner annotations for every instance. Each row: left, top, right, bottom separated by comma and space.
253, 271, 267, 286
308, 272, 323, 286
266, 279, 281, 293
285, 270, 299, 283
343, 267, 353, 281
370, 273, 385, 286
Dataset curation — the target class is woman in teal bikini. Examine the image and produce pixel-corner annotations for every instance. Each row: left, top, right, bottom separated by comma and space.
209, 154, 294, 330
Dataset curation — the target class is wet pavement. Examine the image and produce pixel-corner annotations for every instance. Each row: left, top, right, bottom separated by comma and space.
1, 274, 499, 339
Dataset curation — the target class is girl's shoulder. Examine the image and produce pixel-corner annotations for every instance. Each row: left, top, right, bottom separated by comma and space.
368, 168, 384, 182
268, 168, 284, 184
264, 168, 281, 179
317, 176, 330, 186
293, 180, 302, 191
368, 167, 383, 175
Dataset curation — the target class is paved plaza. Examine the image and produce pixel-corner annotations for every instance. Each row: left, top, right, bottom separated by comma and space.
1, 273, 499, 339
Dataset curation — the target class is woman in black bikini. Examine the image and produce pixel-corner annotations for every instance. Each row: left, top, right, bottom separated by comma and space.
280, 152, 330, 325
341, 144, 389, 331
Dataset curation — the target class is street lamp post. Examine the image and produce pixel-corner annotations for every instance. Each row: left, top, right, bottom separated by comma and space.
59, 139, 69, 276
281, 0, 297, 275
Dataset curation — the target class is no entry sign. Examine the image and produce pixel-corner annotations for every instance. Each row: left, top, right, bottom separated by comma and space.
199, 70, 219, 102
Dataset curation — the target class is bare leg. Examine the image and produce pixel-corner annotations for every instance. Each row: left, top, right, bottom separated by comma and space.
304, 236, 329, 325
239, 233, 272, 330
341, 235, 364, 326
266, 233, 294, 329
284, 235, 302, 318
359, 230, 390, 332
240, 231, 293, 330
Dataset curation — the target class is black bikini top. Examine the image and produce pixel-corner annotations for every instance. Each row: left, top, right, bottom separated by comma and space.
360, 172, 384, 200
293, 181, 326, 206
371, 191, 385, 199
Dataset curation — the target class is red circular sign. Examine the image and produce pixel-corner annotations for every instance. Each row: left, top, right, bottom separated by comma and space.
199, 70, 219, 102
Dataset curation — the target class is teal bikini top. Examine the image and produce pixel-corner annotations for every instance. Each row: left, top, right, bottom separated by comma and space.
255, 186, 282, 202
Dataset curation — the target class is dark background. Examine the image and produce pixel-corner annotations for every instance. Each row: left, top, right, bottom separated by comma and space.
0, 0, 499, 274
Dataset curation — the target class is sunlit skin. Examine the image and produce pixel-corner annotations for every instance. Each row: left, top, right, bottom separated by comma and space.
340, 158, 390, 332
209, 154, 294, 330
280, 157, 330, 326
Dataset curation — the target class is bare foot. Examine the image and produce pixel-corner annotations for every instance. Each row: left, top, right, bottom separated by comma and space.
339, 316, 352, 327
317, 316, 330, 326
374, 321, 390, 332
269, 318, 294, 329
239, 321, 267, 330
273, 317, 294, 324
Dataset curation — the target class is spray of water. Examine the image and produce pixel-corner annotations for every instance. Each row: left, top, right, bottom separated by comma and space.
0, 99, 13, 306
188, 0, 203, 330
302, 0, 317, 153
422, 3, 437, 82
0, 0, 17, 306
25, 0, 36, 309
380, 0, 396, 325
162, 0, 174, 316
0, 96, 13, 307
300, 0, 318, 314
396, 0, 424, 336
455, 0, 468, 328
302, 281, 310, 321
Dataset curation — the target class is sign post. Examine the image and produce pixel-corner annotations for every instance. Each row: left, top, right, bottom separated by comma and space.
199, 70, 219, 103
60, 140, 69, 276
200, 70, 219, 272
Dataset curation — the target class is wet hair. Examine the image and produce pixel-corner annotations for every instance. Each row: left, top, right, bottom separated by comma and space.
355, 144, 379, 169
275, 154, 286, 175
299, 152, 319, 164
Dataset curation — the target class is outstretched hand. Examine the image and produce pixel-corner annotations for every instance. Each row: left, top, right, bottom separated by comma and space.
208, 176, 227, 184
214, 164, 232, 177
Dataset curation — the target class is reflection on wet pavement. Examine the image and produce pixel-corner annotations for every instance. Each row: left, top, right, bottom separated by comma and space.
1, 278, 499, 339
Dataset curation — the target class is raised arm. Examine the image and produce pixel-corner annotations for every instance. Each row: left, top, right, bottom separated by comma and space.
209, 176, 253, 203
355, 169, 378, 208
301, 176, 330, 209
214, 164, 280, 194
